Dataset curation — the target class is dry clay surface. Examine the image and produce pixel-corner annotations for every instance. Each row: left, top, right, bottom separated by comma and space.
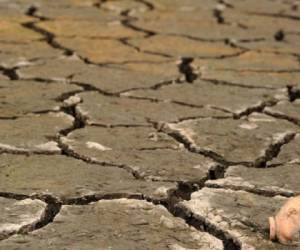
0, 0, 300, 249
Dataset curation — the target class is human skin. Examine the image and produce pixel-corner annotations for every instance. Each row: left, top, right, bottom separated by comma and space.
269, 196, 300, 244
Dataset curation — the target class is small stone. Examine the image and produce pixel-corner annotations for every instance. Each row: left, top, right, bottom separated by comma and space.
274, 30, 285, 41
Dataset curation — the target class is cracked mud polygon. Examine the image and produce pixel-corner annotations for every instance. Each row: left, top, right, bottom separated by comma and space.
1, 0, 300, 249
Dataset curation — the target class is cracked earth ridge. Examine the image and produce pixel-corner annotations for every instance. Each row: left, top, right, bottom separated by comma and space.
1, 0, 300, 249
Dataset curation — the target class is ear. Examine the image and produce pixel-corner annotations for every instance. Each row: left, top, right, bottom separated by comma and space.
287, 208, 297, 217
269, 217, 276, 240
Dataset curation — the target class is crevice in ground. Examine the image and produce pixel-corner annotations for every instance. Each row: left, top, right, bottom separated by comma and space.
58, 101, 86, 136
25, 4, 51, 21
66, 80, 113, 97
118, 38, 173, 58
123, 36, 248, 61
233, 99, 279, 119
200, 77, 276, 90
0, 193, 61, 241
204, 106, 233, 116
120, 10, 156, 37
18, 202, 61, 236
173, 205, 241, 250
54, 89, 85, 102
219, 68, 300, 73
136, 146, 179, 151
89, 123, 152, 128
18, 77, 63, 84
154, 121, 231, 166
64, 193, 145, 205
123, 89, 230, 112
21, 21, 74, 56
168, 33, 226, 43
136, 48, 173, 58
118, 37, 141, 52
205, 179, 295, 198
122, 94, 162, 103
174, 114, 232, 123
253, 48, 300, 59
253, 131, 296, 168
116, 5, 157, 38
0, 116, 19, 120
198, 49, 248, 60
218, 0, 234, 9
0, 144, 60, 156
56, 136, 143, 180
0, 66, 19, 80
153, 119, 297, 170
24, 109, 62, 115
264, 108, 300, 127
118, 79, 176, 94
104, 58, 174, 65
0, 192, 31, 201
247, 11, 300, 21
236, 37, 266, 46
134, 0, 155, 11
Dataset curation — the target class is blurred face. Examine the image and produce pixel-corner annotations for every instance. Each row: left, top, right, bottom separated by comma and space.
270, 196, 300, 244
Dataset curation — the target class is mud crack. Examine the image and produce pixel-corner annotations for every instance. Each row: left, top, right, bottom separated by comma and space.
254, 131, 296, 168
234, 98, 278, 119
135, 0, 154, 11
0, 193, 61, 241
120, 10, 156, 37
264, 108, 300, 127
172, 205, 241, 250
59, 100, 85, 136
155, 121, 230, 166
205, 178, 295, 198
21, 21, 73, 56
0, 66, 19, 80
247, 12, 300, 21
200, 77, 275, 90
56, 136, 143, 180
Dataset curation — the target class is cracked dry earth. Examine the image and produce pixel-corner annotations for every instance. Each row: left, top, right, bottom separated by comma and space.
1, 1, 300, 250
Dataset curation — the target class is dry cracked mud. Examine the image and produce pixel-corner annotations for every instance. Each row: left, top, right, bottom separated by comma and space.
1, 0, 300, 249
